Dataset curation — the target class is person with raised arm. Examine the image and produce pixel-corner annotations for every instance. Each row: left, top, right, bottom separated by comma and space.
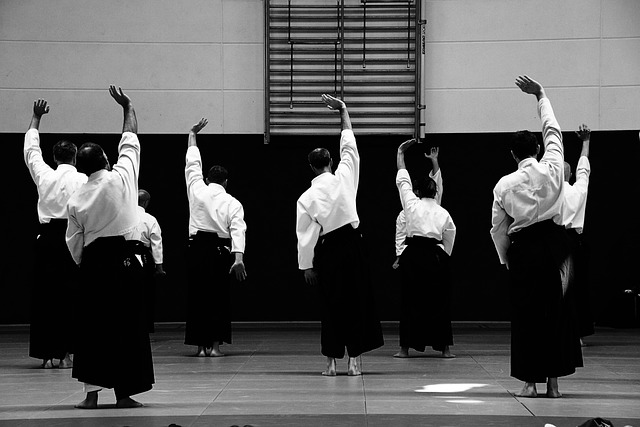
183, 118, 247, 358
394, 140, 456, 359
296, 94, 384, 376
490, 76, 583, 398
66, 86, 154, 409
562, 125, 594, 345
24, 99, 87, 370
393, 146, 443, 268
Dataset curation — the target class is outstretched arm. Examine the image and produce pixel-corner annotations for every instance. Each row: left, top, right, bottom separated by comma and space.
322, 94, 351, 131
109, 85, 137, 134
29, 99, 50, 131
426, 146, 443, 204
516, 75, 563, 178
397, 138, 416, 170
575, 124, 590, 158
24, 99, 53, 181
188, 118, 208, 148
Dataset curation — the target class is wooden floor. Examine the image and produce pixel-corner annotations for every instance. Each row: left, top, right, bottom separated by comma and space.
0, 323, 639, 427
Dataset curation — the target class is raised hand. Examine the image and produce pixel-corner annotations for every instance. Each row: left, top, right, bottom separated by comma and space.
575, 124, 590, 141
398, 138, 416, 154
109, 85, 132, 107
33, 99, 50, 117
515, 75, 543, 97
425, 146, 439, 161
321, 94, 346, 111
191, 118, 208, 134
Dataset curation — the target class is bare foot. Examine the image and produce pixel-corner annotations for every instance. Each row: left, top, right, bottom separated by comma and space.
116, 397, 144, 408
546, 378, 562, 398
347, 357, 361, 376
59, 354, 73, 369
393, 347, 409, 358
580, 338, 586, 347
207, 343, 224, 357
196, 347, 206, 357
515, 382, 538, 398
42, 359, 54, 369
75, 391, 98, 409
322, 357, 336, 376
441, 347, 456, 358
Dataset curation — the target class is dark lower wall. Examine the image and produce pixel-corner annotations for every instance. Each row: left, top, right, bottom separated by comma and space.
4, 130, 639, 326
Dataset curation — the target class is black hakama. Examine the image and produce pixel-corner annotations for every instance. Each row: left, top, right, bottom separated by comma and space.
399, 236, 453, 352
507, 220, 583, 383
315, 225, 384, 358
184, 231, 233, 347
72, 236, 154, 398
567, 229, 595, 338
29, 219, 78, 361
127, 241, 157, 333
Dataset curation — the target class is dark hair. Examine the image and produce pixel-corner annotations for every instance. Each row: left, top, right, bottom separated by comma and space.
207, 165, 228, 185
511, 130, 539, 160
138, 189, 151, 205
76, 142, 108, 175
53, 140, 77, 164
308, 148, 331, 170
413, 176, 437, 199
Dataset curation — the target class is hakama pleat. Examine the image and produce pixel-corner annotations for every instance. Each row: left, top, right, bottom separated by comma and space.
567, 229, 595, 338
29, 219, 78, 361
184, 232, 232, 347
72, 236, 154, 397
315, 225, 384, 359
508, 220, 583, 383
127, 241, 157, 333
399, 236, 453, 352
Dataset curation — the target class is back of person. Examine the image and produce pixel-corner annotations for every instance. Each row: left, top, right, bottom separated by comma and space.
35, 168, 86, 220
404, 198, 452, 242
70, 170, 139, 244
187, 183, 237, 236
495, 157, 564, 233
300, 172, 357, 234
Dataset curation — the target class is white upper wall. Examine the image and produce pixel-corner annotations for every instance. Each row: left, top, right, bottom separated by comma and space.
1, 0, 638, 134
421, 0, 640, 133
0, 0, 264, 134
